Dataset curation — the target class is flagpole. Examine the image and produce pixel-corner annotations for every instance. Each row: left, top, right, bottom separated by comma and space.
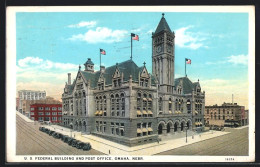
131, 34, 132, 60
185, 58, 187, 77
100, 48, 101, 71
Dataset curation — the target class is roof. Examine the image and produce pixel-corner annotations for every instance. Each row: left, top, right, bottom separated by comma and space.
154, 14, 172, 35
175, 77, 199, 94
80, 59, 156, 88
84, 58, 94, 65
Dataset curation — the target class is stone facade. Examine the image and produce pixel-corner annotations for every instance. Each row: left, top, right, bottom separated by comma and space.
61, 14, 205, 146
205, 102, 246, 127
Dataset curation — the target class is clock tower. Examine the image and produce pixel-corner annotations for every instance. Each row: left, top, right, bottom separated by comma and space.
152, 13, 175, 93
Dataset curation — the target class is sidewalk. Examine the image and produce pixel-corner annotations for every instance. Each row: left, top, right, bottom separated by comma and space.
16, 111, 34, 123
42, 123, 230, 155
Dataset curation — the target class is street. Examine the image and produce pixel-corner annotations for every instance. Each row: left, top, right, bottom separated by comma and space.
156, 127, 248, 156
16, 114, 104, 155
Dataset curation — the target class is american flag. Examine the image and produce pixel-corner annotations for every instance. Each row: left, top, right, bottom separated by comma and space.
100, 49, 106, 55
131, 33, 139, 41
186, 58, 191, 64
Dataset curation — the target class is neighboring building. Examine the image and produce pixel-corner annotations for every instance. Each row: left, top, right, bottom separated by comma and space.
16, 97, 19, 111
19, 96, 61, 117
205, 102, 246, 127
61, 13, 205, 146
30, 103, 62, 123
18, 90, 46, 114
243, 109, 249, 126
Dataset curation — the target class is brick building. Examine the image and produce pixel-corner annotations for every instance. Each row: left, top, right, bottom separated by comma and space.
30, 103, 62, 123
20, 96, 62, 117
205, 102, 246, 127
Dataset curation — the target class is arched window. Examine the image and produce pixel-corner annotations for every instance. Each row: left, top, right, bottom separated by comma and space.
121, 93, 125, 117
83, 98, 86, 115
169, 98, 172, 111
175, 99, 178, 111
103, 95, 107, 116
111, 94, 115, 116
178, 99, 181, 111
137, 93, 141, 110
116, 94, 120, 116
159, 97, 162, 111
143, 94, 147, 111
76, 100, 78, 115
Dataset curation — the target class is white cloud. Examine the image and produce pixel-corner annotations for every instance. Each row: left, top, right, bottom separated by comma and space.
18, 57, 43, 67
175, 26, 207, 50
227, 54, 248, 65
205, 54, 248, 66
17, 57, 78, 70
68, 21, 97, 28
69, 27, 128, 44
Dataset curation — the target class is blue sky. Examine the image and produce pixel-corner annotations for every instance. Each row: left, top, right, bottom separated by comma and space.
16, 12, 249, 108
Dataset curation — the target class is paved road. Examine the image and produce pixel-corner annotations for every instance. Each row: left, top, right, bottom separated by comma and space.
156, 127, 249, 156
16, 114, 104, 155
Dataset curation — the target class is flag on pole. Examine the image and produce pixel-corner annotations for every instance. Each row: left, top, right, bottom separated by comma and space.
131, 33, 139, 41
100, 49, 106, 55
185, 58, 191, 64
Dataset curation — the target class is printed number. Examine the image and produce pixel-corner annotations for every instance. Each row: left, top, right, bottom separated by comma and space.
225, 158, 234, 161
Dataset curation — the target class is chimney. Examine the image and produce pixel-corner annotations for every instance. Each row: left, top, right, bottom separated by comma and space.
100, 65, 105, 73
68, 73, 71, 85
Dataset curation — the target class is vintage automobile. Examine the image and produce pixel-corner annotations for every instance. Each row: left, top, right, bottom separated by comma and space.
76, 141, 85, 149
67, 138, 75, 145
71, 140, 80, 147
82, 143, 91, 151
48, 130, 55, 136
61, 135, 69, 142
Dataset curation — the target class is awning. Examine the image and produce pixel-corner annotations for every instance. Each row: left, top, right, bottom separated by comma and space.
148, 127, 153, 131
142, 128, 148, 132
95, 111, 99, 115
99, 111, 103, 115
137, 110, 142, 115
169, 101, 172, 104
187, 102, 191, 104
137, 128, 142, 133
143, 98, 147, 101
195, 111, 198, 114
169, 111, 172, 114
148, 110, 153, 114
148, 98, 152, 101
143, 110, 148, 115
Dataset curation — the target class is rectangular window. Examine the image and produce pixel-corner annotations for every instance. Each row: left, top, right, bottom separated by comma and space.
45, 112, 50, 115
30, 108, 34, 111
45, 107, 50, 110
58, 117, 62, 120
52, 117, 57, 121
38, 107, 44, 110
52, 107, 57, 110
38, 112, 44, 115
38, 117, 43, 121
58, 107, 62, 111
30, 112, 34, 115
31, 117, 35, 120
52, 112, 57, 115
58, 112, 62, 115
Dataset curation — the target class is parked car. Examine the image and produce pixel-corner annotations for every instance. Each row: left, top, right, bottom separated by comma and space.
67, 138, 75, 145
48, 130, 55, 136
82, 143, 91, 151
76, 142, 85, 149
71, 140, 80, 147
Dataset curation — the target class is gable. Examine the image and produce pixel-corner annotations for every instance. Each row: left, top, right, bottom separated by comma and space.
140, 66, 149, 78
112, 68, 121, 78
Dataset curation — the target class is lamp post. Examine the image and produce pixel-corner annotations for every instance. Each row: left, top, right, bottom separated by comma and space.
186, 126, 188, 143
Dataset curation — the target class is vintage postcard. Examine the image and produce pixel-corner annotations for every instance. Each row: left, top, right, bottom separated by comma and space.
6, 6, 255, 162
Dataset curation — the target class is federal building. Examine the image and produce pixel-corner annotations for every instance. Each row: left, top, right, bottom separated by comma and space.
61, 14, 205, 146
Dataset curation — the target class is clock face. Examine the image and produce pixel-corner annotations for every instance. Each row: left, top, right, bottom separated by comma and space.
156, 46, 162, 53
